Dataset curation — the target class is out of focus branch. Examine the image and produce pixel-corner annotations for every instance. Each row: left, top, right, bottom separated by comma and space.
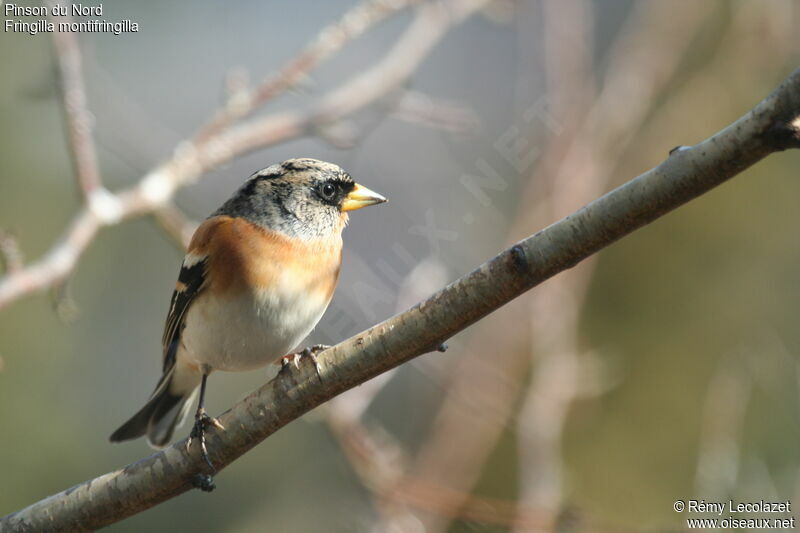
47, 2, 104, 202
3, 67, 799, 532
389, 90, 480, 133
694, 354, 752, 499
194, 0, 418, 142
511, 1, 597, 526
512, 2, 718, 530
397, 2, 718, 530
153, 203, 199, 251
0, 0, 489, 309
0, 231, 23, 274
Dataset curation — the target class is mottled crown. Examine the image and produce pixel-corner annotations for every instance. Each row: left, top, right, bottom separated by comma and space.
214, 158, 356, 240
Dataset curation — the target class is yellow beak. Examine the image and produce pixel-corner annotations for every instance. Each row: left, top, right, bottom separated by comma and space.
342, 183, 387, 212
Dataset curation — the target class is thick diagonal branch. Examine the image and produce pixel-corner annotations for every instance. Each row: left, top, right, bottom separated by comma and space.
2, 68, 799, 532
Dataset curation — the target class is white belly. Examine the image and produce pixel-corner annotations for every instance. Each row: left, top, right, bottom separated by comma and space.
180, 283, 330, 372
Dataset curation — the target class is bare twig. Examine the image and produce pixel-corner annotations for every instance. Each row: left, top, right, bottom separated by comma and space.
397, 3, 719, 531
220, 0, 492, 154
3, 67, 799, 531
0, 211, 100, 306
326, 408, 554, 530
47, 2, 104, 202
153, 203, 199, 251
323, 258, 450, 528
0, 230, 23, 274
694, 353, 752, 499
194, 0, 418, 143
389, 90, 480, 133
325, 407, 413, 527
0, 0, 489, 310
512, 0, 596, 527
388, 300, 531, 529
511, 1, 721, 529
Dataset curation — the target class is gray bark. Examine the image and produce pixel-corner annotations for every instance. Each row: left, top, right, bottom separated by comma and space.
2, 67, 799, 533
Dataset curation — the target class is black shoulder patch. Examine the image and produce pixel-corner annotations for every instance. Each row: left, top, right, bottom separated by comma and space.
161, 258, 207, 373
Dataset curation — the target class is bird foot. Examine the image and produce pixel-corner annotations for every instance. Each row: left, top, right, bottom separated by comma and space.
186, 409, 225, 480
280, 344, 329, 382
192, 473, 216, 493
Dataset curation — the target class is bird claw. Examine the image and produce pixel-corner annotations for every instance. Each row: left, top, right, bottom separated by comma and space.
186, 409, 224, 477
192, 473, 216, 493
280, 344, 329, 382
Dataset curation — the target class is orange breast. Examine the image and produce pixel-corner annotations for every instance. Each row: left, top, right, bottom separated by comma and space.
189, 216, 343, 303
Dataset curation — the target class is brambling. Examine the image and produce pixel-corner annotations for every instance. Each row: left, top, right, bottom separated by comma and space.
110, 158, 386, 483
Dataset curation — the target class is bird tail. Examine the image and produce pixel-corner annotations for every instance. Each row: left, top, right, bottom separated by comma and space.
109, 362, 201, 448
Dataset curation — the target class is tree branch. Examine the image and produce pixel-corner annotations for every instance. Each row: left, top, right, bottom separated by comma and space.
0, 230, 23, 274
47, 1, 104, 201
193, 0, 418, 143
152, 203, 199, 251
397, 2, 720, 528
0, 0, 488, 310
3, 67, 799, 533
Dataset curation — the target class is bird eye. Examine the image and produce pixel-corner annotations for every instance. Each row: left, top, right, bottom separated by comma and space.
320, 182, 337, 200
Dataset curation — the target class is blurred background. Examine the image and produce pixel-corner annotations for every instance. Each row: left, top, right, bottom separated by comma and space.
2, 0, 800, 531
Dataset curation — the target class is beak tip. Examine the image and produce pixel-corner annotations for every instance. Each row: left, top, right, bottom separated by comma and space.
342, 183, 387, 211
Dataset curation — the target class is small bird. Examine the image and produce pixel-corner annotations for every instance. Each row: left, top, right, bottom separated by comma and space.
110, 158, 386, 481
